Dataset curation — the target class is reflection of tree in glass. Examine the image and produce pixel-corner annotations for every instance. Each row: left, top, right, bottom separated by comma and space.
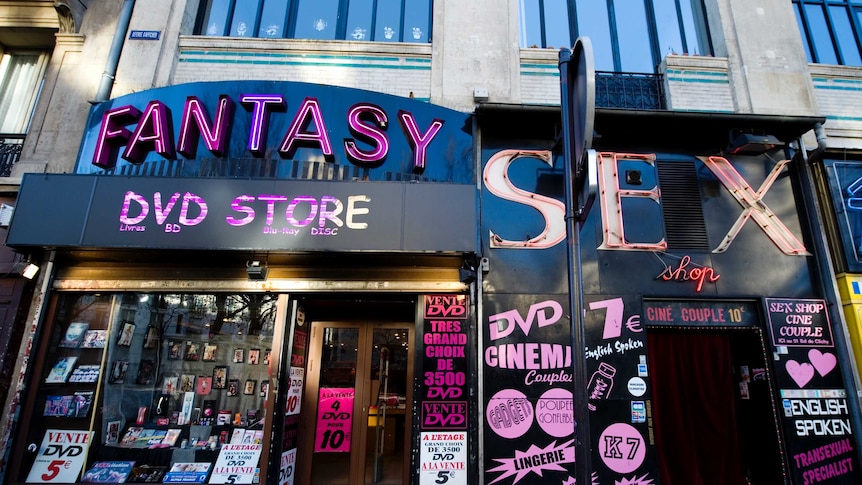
209, 294, 278, 336
139, 293, 276, 335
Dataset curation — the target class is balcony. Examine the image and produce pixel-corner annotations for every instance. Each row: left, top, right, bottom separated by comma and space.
0, 134, 24, 177
595, 71, 664, 110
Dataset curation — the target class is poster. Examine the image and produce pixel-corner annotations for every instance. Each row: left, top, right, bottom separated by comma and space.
209, 444, 262, 484
26, 429, 93, 483
278, 449, 296, 485
419, 432, 467, 485
285, 367, 304, 417
314, 387, 354, 452
766, 298, 834, 347
421, 295, 469, 431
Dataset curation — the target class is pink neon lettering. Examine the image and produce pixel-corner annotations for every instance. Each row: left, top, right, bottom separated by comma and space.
153, 192, 181, 225
93, 105, 141, 169
318, 196, 344, 227
397, 110, 443, 173
179, 193, 208, 225
120, 191, 148, 225
177, 95, 234, 157
240, 94, 285, 155
286, 196, 318, 227
227, 195, 256, 226
483, 150, 566, 249
257, 194, 288, 226
658, 255, 720, 292
597, 152, 666, 251
702, 156, 808, 255
344, 103, 389, 164
279, 97, 334, 158
123, 100, 176, 163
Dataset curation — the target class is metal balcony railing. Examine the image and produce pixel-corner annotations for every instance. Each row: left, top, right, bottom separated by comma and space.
595, 71, 664, 110
0, 134, 24, 177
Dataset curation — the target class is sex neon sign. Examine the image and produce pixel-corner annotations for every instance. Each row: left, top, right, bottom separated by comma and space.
92, 95, 444, 172
484, 150, 809, 256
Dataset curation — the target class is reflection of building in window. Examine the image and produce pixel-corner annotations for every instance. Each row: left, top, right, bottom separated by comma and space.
195, 0, 432, 43
793, 0, 862, 66
518, 0, 711, 73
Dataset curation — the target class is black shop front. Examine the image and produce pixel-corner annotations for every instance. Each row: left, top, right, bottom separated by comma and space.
2, 82, 479, 485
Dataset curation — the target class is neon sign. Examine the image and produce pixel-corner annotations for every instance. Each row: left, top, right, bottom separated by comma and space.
483, 149, 810, 256
655, 255, 720, 292
93, 95, 444, 173
118, 190, 370, 237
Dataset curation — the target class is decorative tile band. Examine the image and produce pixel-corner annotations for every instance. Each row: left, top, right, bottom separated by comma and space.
179, 50, 431, 70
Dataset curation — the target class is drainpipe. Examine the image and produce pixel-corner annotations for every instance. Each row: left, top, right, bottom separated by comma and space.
806, 122, 828, 164
91, 0, 136, 103
796, 131, 862, 462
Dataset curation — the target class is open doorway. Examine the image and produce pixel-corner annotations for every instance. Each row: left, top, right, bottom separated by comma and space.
292, 297, 416, 485
647, 327, 787, 485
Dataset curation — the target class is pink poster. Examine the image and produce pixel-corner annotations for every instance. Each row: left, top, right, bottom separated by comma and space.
314, 387, 354, 452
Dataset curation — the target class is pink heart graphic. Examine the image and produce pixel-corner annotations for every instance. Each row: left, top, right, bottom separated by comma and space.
809, 349, 837, 377
786, 360, 815, 388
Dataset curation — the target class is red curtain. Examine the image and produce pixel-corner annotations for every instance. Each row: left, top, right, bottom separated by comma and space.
647, 331, 747, 485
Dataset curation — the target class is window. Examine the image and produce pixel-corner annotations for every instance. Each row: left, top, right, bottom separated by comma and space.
13, 292, 278, 483
519, 0, 712, 73
0, 50, 49, 133
196, 0, 432, 43
794, 0, 862, 66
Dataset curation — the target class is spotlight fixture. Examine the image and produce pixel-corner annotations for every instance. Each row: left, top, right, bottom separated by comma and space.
726, 130, 781, 155
13, 260, 39, 279
246, 260, 269, 280
21, 263, 39, 279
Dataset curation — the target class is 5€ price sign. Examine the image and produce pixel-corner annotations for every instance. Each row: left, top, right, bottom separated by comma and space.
26, 430, 93, 483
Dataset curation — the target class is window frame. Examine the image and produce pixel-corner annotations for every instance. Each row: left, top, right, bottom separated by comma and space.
794, 0, 862, 66
520, 0, 713, 74
195, 0, 434, 43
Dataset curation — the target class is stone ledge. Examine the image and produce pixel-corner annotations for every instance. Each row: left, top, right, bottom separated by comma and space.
662, 54, 728, 71
179, 36, 432, 58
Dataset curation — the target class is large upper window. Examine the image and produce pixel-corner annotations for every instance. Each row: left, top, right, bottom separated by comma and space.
519, 0, 712, 73
794, 0, 862, 66
0, 50, 49, 133
196, 0, 432, 43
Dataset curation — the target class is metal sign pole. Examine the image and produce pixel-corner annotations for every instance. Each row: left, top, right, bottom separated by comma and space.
559, 37, 596, 485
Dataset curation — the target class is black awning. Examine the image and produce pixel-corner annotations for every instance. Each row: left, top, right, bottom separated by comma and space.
475, 103, 825, 153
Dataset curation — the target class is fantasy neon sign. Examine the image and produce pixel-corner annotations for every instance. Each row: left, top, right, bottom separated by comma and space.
92, 94, 444, 172
484, 150, 809, 256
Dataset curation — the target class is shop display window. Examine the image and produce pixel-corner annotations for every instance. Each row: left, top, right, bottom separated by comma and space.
17, 292, 278, 484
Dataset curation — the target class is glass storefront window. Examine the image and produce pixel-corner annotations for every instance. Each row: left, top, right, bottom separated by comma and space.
15, 292, 278, 484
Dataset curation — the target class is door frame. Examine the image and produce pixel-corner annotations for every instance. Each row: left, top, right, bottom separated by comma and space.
297, 320, 414, 485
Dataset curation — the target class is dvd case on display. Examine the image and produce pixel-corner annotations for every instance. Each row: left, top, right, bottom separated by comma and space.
45, 357, 78, 383
60, 322, 89, 348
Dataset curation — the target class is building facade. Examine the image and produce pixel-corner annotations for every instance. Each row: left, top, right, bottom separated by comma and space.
2, 1, 862, 485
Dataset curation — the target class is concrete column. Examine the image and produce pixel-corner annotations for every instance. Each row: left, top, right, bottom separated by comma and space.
709, 0, 818, 116
430, 0, 522, 112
